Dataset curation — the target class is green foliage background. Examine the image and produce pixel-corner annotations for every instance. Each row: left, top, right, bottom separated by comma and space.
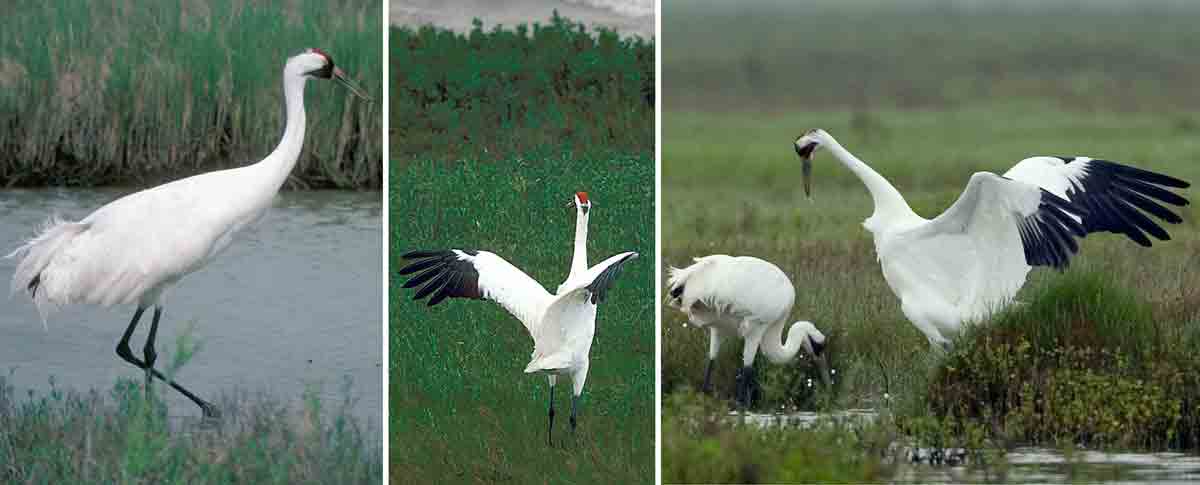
390, 15, 654, 162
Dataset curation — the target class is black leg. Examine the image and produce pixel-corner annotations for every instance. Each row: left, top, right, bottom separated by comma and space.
733, 367, 744, 408
735, 366, 756, 409
702, 358, 715, 394
570, 394, 579, 435
142, 307, 162, 399
115, 307, 147, 369
745, 366, 757, 409
547, 382, 556, 446
113, 307, 219, 419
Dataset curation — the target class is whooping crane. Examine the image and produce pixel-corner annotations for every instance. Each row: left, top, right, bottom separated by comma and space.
792, 129, 1189, 348
666, 255, 827, 408
398, 192, 638, 446
7, 49, 370, 418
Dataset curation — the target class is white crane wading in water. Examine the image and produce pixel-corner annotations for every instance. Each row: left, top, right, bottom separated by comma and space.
792, 129, 1189, 348
667, 255, 827, 408
398, 192, 638, 445
7, 48, 370, 418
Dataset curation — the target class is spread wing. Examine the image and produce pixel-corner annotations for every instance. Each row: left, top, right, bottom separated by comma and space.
888, 172, 1087, 314
531, 251, 638, 366
1004, 156, 1189, 246
398, 249, 552, 335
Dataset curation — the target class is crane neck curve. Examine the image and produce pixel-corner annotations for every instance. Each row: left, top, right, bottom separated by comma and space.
759, 319, 805, 365
824, 136, 916, 226
255, 69, 309, 194
569, 209, 589, 278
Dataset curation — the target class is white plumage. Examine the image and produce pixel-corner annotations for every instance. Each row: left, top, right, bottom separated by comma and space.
666, 255, 826, 407
793, 129, 1189, 348
6, 48, 369, 418
399, 192, 638, 445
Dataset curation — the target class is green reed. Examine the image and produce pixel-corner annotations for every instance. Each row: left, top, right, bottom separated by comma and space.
0, 0, 381, 189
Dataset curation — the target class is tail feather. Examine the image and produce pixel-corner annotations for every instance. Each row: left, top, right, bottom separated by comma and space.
524, 351, 572, 374
6, 216, 90, 327
666, 255, 721, 308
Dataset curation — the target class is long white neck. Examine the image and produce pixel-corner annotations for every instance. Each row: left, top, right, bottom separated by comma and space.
759, 320, 807, 365
569, 209, 589, 277
254, 69, 308, 193
822, 135, 916, 225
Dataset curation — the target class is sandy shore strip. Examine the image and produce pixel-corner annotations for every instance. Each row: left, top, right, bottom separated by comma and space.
391, 0, 655, 39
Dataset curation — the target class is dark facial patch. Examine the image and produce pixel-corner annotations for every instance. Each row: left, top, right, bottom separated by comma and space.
795, 141, 817, 158
305, 48, 335, 79
809, 335, 825, 357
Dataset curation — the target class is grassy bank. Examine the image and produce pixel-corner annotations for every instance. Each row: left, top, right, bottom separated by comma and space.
0, 375, 381, 483
390, 155, 655, 483
0, 0, 381, 189
390, 16, 654, 163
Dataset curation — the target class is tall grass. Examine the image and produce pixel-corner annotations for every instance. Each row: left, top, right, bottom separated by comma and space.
390, 16, 654, 163
0, 375, 381, 483
390, 155, 655, 483
0, 0, 381, 189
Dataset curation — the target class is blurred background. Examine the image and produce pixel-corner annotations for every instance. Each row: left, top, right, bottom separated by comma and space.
665, 0, 1200, 113
393, 0, 654, 38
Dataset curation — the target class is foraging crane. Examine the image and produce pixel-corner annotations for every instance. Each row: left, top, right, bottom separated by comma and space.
792, 129, 1189, 348
7, 49, 370, 418
666, 255, 827, 408
398, 192, 638, 446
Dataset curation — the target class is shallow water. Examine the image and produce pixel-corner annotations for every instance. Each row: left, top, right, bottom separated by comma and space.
0, 189, 382, 427
734, 410, 1200, 484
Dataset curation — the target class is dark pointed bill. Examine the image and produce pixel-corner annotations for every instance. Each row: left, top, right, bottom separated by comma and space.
794, 141, 816, 198
333, 67, 371, 101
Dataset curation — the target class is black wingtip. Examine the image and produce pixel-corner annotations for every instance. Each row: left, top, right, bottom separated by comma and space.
28, 273, 40, 299
587, 252, 638, 304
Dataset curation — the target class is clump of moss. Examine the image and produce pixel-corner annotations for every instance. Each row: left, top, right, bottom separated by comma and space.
928, 270, 1200, 450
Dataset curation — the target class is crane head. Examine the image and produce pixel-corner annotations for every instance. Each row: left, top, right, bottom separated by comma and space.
794, 129, 827, 199
297, 48, 372, 101
568, 191, 591, 215
796, 320, 832, 386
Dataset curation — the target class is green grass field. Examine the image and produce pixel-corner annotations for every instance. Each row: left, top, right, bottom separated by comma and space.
0, 0, 381, 188
390, 156, 655, 483
662, 1, 1200, 480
